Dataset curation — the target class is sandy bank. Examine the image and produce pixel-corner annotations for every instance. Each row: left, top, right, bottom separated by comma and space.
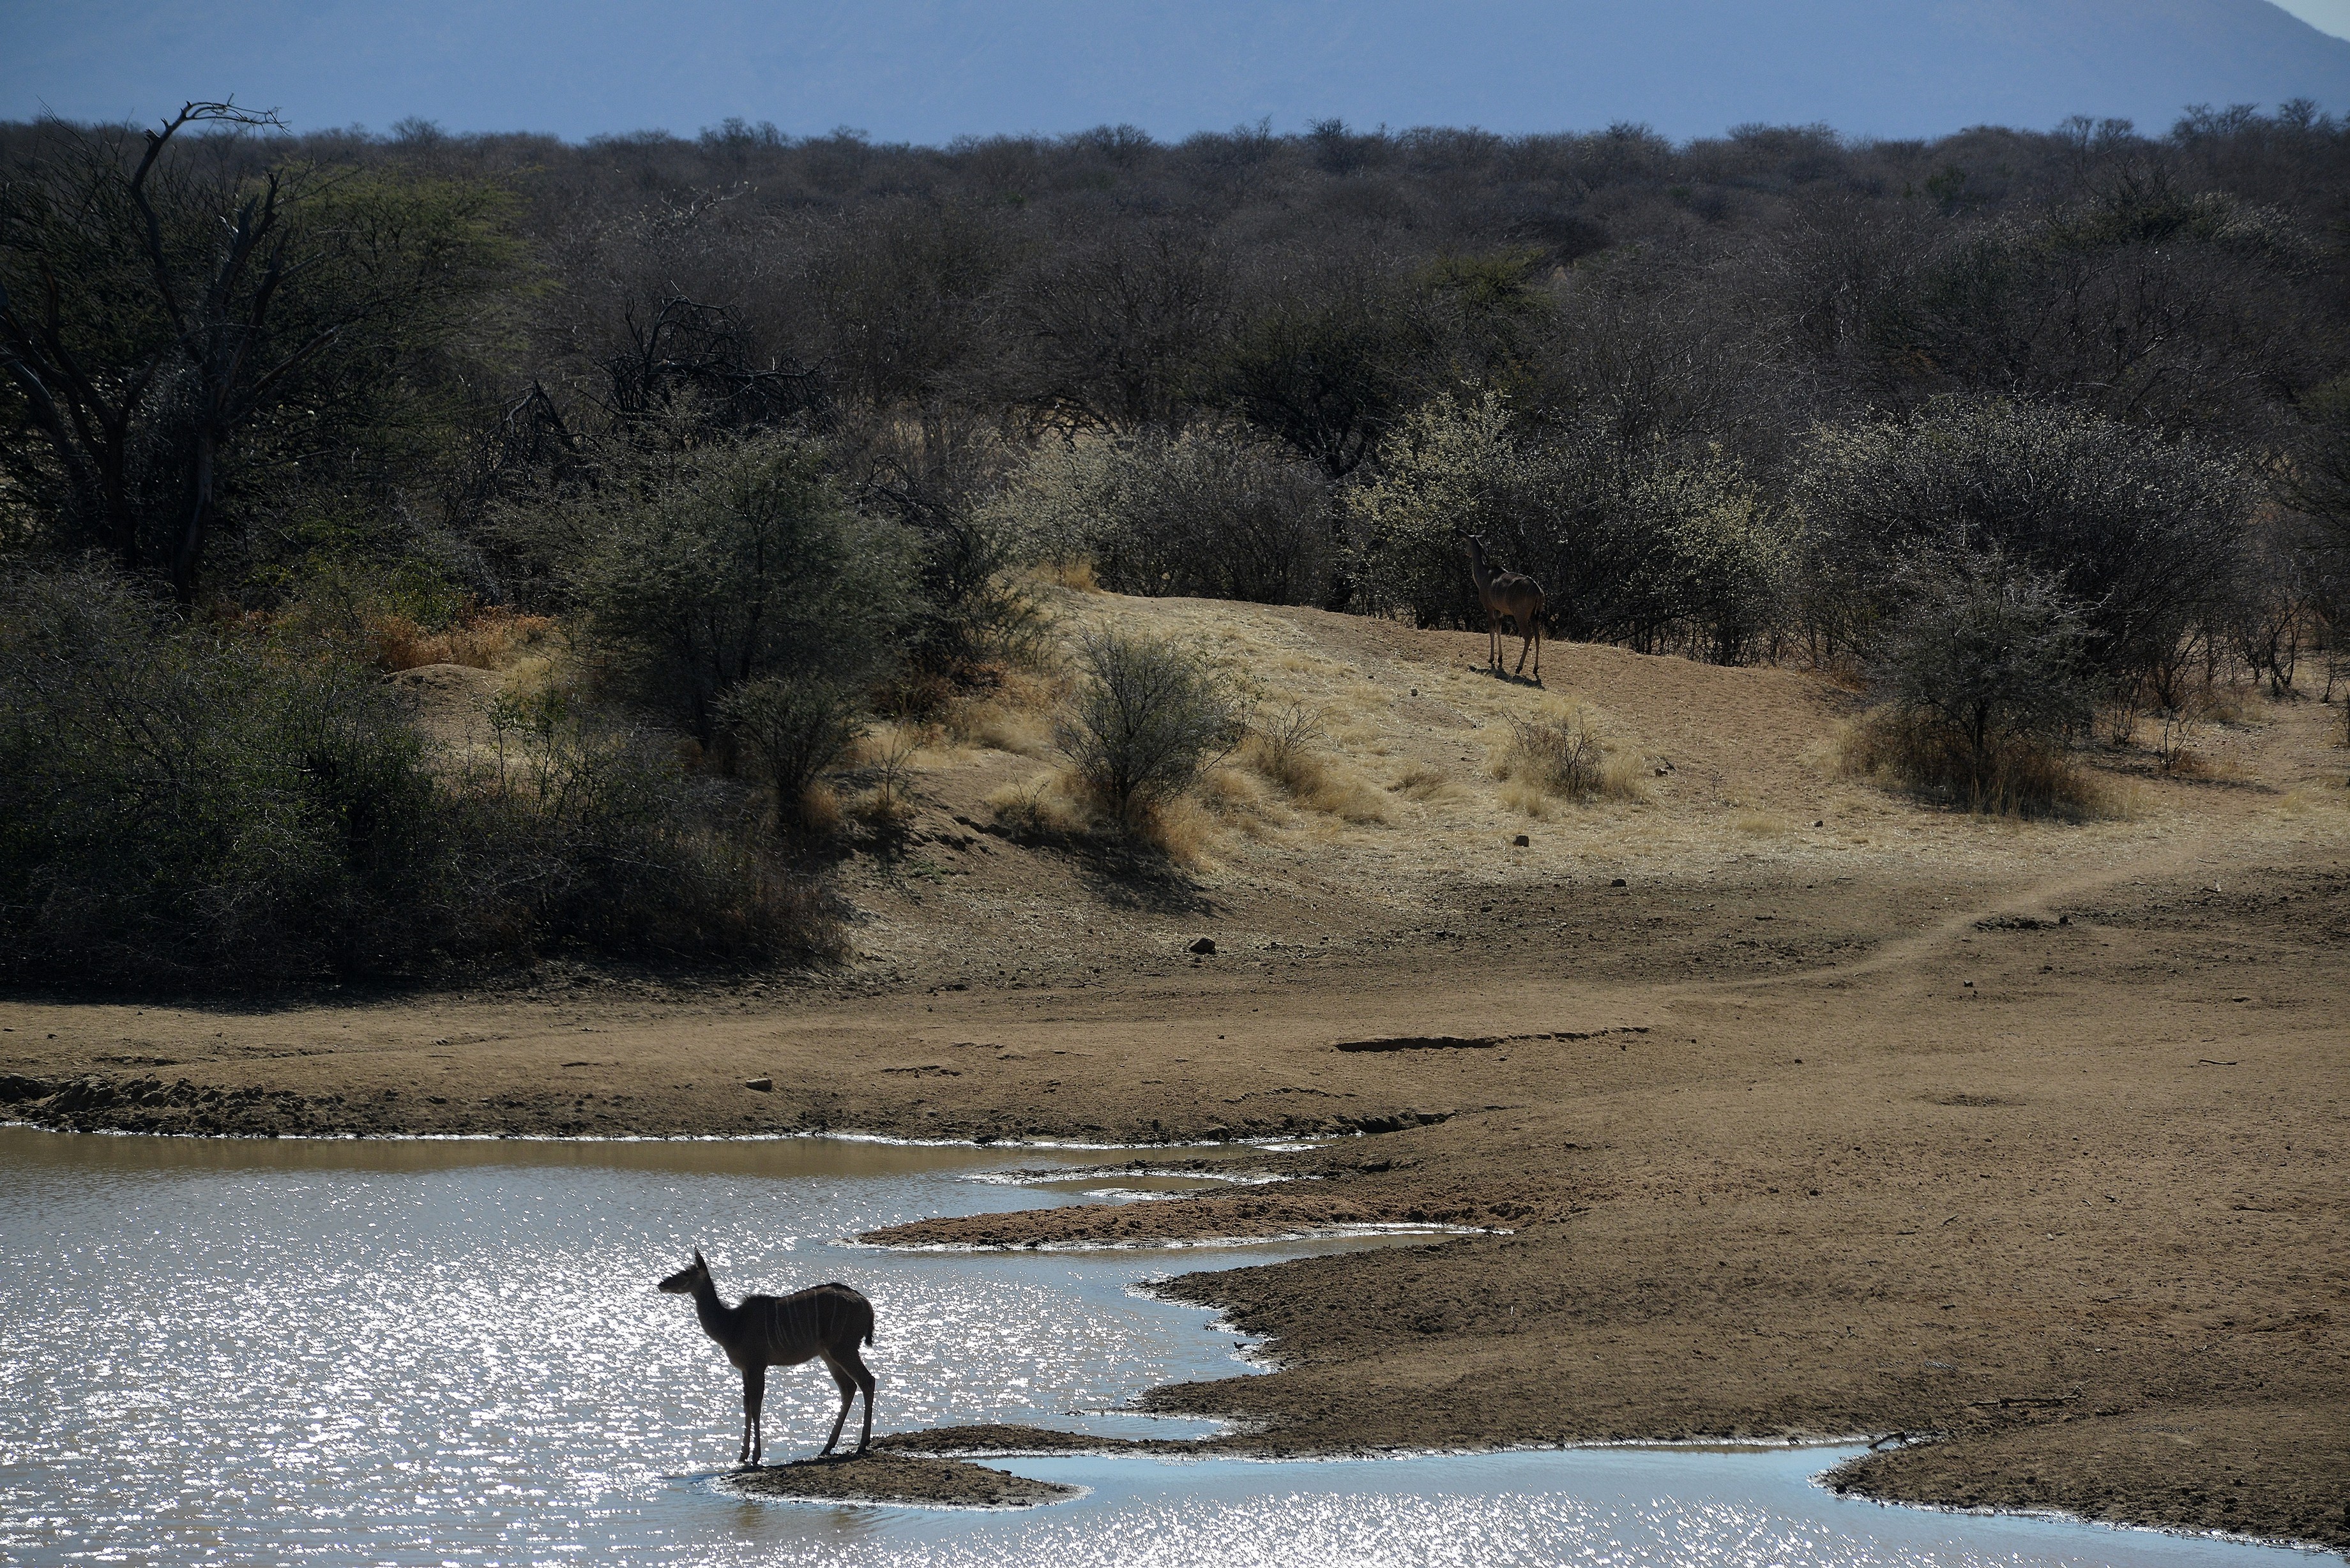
721, 1451, 1075, 1507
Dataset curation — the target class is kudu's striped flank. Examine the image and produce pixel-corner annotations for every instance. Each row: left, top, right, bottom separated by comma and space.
658, 1250, 877, 1465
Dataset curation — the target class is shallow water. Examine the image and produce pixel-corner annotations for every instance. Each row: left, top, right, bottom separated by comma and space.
0, 1127, 2312, 1567
738, 1448, 2314, 1568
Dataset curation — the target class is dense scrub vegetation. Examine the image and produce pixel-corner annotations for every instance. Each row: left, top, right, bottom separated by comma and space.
4, 100, 2350, 979
0, 568, 812, 984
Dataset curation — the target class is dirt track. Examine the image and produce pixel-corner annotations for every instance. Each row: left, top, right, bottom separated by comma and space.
4, 603, 2346, 1553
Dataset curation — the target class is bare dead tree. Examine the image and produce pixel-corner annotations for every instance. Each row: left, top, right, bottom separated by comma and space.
4, 104, 275, 582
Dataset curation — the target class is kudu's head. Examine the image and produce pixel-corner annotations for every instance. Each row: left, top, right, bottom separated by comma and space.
657, 1249, 711, 1294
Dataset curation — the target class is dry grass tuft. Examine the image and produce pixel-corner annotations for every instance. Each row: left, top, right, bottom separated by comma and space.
843, 785, 917, 830
372, 608, 557, 673
1129, 794, 1220, 867
1734, 811, 1791, 836
956, 704, 1054, 757
1840, 708, 2117, 820
1389, 762, 1460, 803
1239, 704, 1390, 824
1033, 559, 1101, 592
944, 665, 1063, 758
1196, 764, 1271, 818
1489, 704, 1648, 811
985, 773, 1095, 836
983, 768, 1225, 867
842, 721, 923, 831
794, 782, 845, 837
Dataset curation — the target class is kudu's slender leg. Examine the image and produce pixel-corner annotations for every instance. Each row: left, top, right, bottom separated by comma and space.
842, 1343, 877, 1452
818, 1352, 858, 1456
740, 1363, 766, 1467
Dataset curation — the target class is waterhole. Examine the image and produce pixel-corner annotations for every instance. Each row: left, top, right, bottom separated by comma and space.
0, 1127, 2303, 1566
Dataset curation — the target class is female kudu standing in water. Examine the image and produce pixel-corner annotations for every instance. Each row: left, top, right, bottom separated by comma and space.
658, 1251, 877, 1465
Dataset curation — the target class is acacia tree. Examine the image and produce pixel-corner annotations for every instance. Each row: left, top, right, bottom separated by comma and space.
1879, 550, 2096, 800
1217, 257, 1418, 480
0, 102, 518, 599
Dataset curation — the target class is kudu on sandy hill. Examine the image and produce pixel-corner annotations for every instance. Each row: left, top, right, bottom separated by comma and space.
658, 1250, 877, 1465
1467, 534, 1545, 683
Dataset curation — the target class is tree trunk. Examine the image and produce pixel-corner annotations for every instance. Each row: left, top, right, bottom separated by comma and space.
171, 432, 215, 605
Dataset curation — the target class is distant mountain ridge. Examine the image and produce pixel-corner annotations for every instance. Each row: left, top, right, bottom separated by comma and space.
7, 0, 2350, 143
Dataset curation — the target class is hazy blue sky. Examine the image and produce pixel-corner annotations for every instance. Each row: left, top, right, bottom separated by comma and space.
2274, 0, 2350, 34
7, 1, 2350, 144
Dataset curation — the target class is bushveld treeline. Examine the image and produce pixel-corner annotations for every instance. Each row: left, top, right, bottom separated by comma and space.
3, 101, 2349, 984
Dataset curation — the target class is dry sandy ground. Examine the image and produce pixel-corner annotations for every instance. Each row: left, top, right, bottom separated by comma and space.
4, 592, 2346, 1553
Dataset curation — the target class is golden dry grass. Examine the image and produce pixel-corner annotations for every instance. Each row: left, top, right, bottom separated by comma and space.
796, 781, 845, 836
1237, 706, 1390, 824
1487, 700, 1649, 813
1031, 559, 1101, 592
941, 665, 1065, 758
980, 765, 1227, 867
372, 609, 558, 673
983, 771, 1095, 836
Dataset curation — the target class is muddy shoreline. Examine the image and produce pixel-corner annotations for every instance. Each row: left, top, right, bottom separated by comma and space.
720, 1451, 1077, 1507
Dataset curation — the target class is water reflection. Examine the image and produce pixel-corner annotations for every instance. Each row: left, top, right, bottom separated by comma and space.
0, 1127, 2307, 1567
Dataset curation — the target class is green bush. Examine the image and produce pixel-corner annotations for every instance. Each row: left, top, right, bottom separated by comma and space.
1055, 628, 1248, 817
715, 675, 868, 827
1345, 393, 1789, 658
457, 689, 817, 961
1794, 398, 2255, 703
0, 564, 446, 981
0, 563, 819, 988
987, 428, 1331, 604
1854, 552, 2105, 816
1344, 394, 1530, 629
556, 434, 922, 744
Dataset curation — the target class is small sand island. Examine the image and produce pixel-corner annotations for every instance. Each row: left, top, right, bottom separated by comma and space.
721, 1451, 1077, 1509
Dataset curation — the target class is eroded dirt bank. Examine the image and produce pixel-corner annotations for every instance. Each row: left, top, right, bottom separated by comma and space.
4, 610, 2346, 1553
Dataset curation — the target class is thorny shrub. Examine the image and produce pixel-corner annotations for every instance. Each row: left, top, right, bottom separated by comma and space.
1054, 627, 1249, 819
0, 563, 825, 988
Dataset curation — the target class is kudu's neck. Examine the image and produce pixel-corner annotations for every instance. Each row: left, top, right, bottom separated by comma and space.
1467, 540, 1496, 599
690, 1274, 738, 1345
